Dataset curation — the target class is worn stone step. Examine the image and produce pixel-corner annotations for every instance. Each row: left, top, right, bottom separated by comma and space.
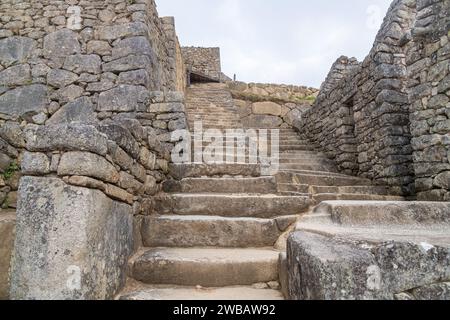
312, 193, 405, 203
119, 285, 284, 300
154, 194, 311, 218
278, 145, 316, 152
279, 164, 339, 172
163, 177, 277, 193
310, 185, 391, 195
142, 215, 297, 248
276, 171, 371, 186
169, 163, 261, 180
130, 248, 280, 287
277, 183, 310, 193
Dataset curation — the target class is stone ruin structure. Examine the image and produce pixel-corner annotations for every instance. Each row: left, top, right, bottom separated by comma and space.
0, 0, 448, 300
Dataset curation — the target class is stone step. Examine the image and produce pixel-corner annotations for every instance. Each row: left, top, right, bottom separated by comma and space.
310, 185, 391, 195
312, 193, 405, 203
279, 158, 334, 164
141, 215, 297, 248
277, 183, 310, 193
163, 177, 277, 193
276, 171, 371, 186
169, 163, 261, 180
154, 193, 311, 218
119, 285, 284, 300
279, 164, 339, 172
130, 248, 280, 287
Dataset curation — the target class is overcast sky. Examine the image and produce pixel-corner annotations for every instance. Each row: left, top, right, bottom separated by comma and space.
157, 0, 393, 88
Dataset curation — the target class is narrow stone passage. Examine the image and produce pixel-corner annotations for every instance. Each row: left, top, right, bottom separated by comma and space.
118, 83, 402, 300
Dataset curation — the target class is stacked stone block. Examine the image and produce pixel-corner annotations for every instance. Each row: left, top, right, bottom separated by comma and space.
298, 0, 420, 197
407, 0, 450, 201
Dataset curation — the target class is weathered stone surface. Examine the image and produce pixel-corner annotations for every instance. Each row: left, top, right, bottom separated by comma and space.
0, 211, 15, 300
118, 69, 150, 87
43, 29, 80, 60
112, 36, 152, 60
10, 177, 133, 300
47, 69, 78, 88
0, 85, 48, 117
411, 282, 450, 300
47, 97, 96, 125
142, 215, 282, 248
104, 184, 134, 205
434, 171, 450, 189
244, 115, 283, 128
58, 151, 119, 184
26, 124, 108, 156
252, 101, 282, 116
63, 54, 102, 74
0, 36, 36, 67
21, 152, 50, 175
87, 40, 112, 56
94, 22, 147, 40
97, 124, 140, 159
97, 85, 148, 112
50, 85, 84, 104
0, 122, 25, 148
0, 64, 31, 87
102, 55, 152, 73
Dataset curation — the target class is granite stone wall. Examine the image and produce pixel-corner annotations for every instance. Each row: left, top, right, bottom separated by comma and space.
406, 0, 450, 201
297, 0, 450, 199
0, 0, 189, 299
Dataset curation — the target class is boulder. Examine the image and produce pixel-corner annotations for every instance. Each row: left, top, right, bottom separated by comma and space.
0, 85, 48, 118
10, 177, 133, 300
252, 102, 282, 116
47, 97, 96, 125
0, 36, 36, 67
43, 29, 80, 60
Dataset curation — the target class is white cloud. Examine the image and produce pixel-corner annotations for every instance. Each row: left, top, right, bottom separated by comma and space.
157, 0, 393, 88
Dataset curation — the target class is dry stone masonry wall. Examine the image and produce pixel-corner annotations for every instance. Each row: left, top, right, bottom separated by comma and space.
297, 0, 450, 200
0, 0, 189, 299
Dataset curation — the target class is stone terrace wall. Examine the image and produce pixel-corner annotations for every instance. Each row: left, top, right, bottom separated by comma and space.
182, 46, 229, 82
0, 0, 189, 299
407, 0, 450, 201
228, 81, 318, 104
298, 0, 418, 196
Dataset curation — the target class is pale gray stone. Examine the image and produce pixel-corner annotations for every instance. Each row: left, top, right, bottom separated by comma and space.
47, 97, 96, 125
0, 211, 15, 300
0, 64, 31, 86
43, 29, 80, 60
50, 85, 84, 104
0, 85, 48, 117
118, 69, 150, 87
21, 152, 50, 175
26, 124, 108, 156
112, 36, 152, 60
63, 54, 101, 74
58, 151, 119, 184
47, 69, 78, 88
97, 85, 148, 112
94, 22, 147, 40
0, 122, 25, 148
10, 176, 133, 300
0, 36, 36, 67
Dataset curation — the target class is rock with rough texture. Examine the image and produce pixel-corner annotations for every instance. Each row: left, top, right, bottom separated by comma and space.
63, 54, 102, 74
0, 211, 15, 300
94, 22, 147, 41
0, 36, 36, 67
10, 177, 133, 300
252, 101, 282, 116
47, 69, 78, 88
97, 85, 148, 112
43, 29, 80, 60
0, 85, 48, 117
0, 64, 31, 87
47, 97, 96, 125
21, 152, 50, 175
58, 151, 119, 184
26, 124, 108, 156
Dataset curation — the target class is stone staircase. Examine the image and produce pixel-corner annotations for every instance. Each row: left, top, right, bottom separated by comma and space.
118, 83, 403, 300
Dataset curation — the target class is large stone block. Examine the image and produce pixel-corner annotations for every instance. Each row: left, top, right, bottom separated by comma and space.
0, 85, 48, 117
47, 97, 96, 125
0, 211, 15, 300
43, 29, 81, 60
252, 101, 282, 116
0, 36, 36, 67
26, 124, 108, 156
58, 151, 119, 184
97, 85, 148, 112
10, 177, 133, 300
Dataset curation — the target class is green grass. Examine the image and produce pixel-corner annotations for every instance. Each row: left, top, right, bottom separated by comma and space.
2, 161, 19, 181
